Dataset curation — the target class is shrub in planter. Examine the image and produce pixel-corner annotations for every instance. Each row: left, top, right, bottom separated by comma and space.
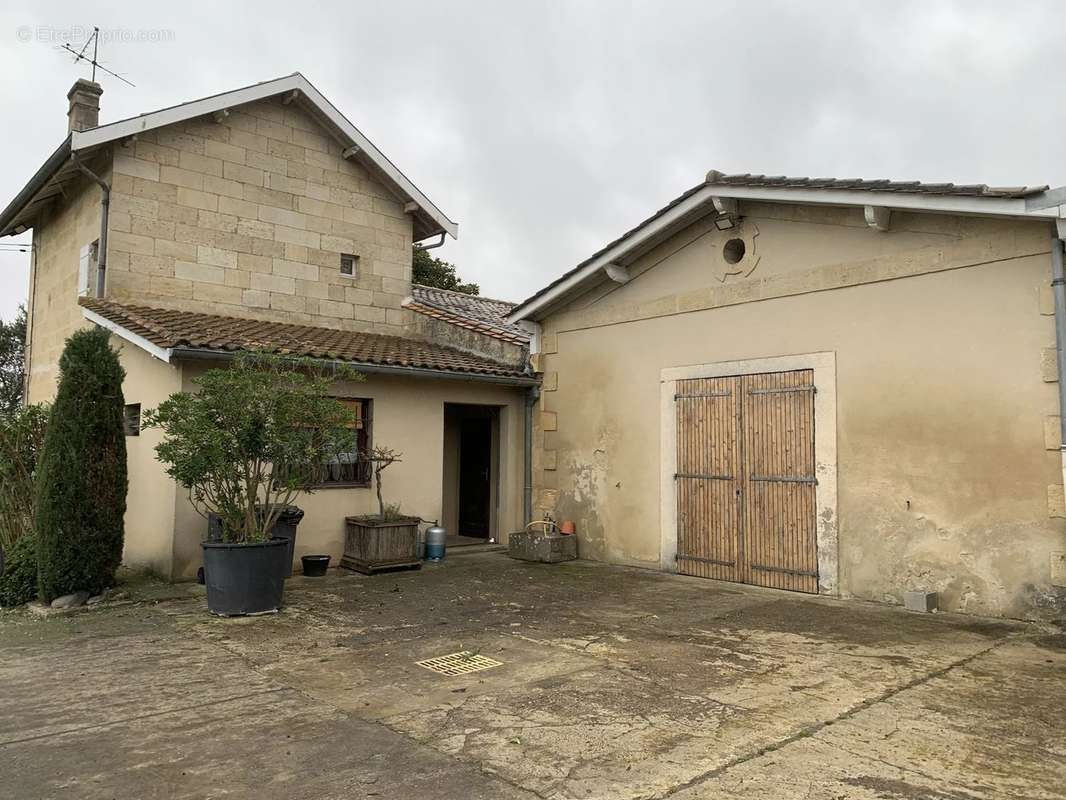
36, 328, 127, 602
342, 446, 421, 574
144, 352, 361, 615
0, 531, 39, 607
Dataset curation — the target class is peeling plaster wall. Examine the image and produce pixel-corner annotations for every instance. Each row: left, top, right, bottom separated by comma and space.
533, 202, 1066, 620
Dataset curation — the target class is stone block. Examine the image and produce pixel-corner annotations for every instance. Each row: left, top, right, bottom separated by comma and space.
256, 117, 292, 142
1048, 485, 1066, 518
238, 252, 273, 274
541, 411, 558, 432
130, 218, 175, 240
508, 530, 577, 564
258, 205, 306, 229
113, 154, 160, 182
203, 175, 244, 200
161, 165, 205, 190
903, 591, 939, 613
176, 187, 218, 212
542, 449, 557, 471
242, 289, 270, 308
542, 371, 558, 391
541, 333, 559, 354
175, 261, 225, 284
109, 231, 155, 256
193, 282, 243, 305
245, 150, 287, 175
204, 139, 247, 165
250, 272, 295, 295
269, 292, 306, 313
1041, 348, 1058, 382
197, 245, 237, 269
1045, 416, 1062, 450
197, 210, 238, 233
1051, 552, 1066, 587
274, 225, 321, 249
223, 161, 265, 187
179, 152, 224, 178
236, 218, 273, 240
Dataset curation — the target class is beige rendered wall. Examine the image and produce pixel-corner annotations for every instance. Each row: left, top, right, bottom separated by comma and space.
534, 201, 1066, 620
113, 338, 182, 576
25, 167, 108, 403
168, 364, 526, 579
104, 97, 413, 334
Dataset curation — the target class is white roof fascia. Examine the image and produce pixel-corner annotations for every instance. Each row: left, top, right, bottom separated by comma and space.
70, 73, 458, 240
707, 184, 1061, 221
82, 306, 173, 363
507, 185, 1066, 323
506, 186, 718, 323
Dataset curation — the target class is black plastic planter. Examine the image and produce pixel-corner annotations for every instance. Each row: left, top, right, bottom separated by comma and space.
257, 505, 305, 578
301, 554, 330, 577
201, 538, 288, 616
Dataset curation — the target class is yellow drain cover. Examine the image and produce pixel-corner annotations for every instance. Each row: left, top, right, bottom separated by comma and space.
416, 651, 503, 676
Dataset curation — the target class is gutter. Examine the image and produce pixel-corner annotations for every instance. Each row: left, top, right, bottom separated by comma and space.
523, 385, 541, 524
71, 153, 110, 297
169, 347, 539, 386
1050, 227, 1066, 496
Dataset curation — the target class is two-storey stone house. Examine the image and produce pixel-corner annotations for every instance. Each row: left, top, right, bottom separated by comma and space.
0, 74, 535, 578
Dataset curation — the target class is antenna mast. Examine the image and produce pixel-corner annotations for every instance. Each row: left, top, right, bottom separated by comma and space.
59, 27, 136, 87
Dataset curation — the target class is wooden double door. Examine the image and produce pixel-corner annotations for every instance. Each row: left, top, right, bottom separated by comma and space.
674, 369, 819, 593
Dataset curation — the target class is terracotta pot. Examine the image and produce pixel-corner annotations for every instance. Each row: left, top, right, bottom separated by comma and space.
560, 520, 576, 535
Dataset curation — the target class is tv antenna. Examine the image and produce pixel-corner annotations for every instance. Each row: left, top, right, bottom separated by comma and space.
59, 26, 135, 87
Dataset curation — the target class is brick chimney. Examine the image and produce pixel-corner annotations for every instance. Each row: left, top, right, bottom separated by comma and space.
67, 79, 103, 133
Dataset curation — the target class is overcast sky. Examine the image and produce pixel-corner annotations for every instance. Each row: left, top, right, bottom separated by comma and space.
1, 1, 1064, 321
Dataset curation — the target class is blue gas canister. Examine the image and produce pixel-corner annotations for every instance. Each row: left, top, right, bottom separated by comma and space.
425, 525, 446, 561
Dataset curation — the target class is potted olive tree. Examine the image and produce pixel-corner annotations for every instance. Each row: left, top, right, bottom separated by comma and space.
145, 352, 360, 615
341, 446, 422, 574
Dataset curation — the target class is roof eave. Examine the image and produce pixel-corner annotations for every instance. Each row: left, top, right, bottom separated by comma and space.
4, 72, 457, 241
507, 184, 1066, 323
170, 346, 536, 385
0, 137, 72, 237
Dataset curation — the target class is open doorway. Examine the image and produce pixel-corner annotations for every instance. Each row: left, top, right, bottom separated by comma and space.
443, 404, 500, 546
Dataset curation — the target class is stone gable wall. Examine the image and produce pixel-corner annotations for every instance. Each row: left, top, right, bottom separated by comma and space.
105, 97, 414, 334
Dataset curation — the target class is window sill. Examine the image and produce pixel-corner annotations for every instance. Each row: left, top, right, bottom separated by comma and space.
309, 482, 371, 490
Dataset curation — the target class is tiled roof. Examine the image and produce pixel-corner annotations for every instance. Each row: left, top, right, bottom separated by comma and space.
406, 285, 530, 344
80, 298, 530, 378
703, 170, 1047, 199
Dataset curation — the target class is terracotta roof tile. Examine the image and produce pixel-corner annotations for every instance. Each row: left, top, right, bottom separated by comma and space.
406, 285, 530, 344
80, 298, 530, 379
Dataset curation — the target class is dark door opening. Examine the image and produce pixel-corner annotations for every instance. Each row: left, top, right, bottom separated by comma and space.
443, 404, 500, 545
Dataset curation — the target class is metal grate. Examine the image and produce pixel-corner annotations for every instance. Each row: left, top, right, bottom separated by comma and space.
416, 651, 504, 676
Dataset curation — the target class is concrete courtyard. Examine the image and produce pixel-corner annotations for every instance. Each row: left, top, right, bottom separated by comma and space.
1, 549, 1064, 799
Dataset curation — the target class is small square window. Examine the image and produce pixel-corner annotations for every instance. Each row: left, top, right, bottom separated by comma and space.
340, 253, 359, 277
124, 404, 141, 437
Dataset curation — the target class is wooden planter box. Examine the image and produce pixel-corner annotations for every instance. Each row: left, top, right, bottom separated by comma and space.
341, 516, 421, 575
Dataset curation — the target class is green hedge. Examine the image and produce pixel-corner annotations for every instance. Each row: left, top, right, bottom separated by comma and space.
35, 328, 127, 601
0, 532, 38, 607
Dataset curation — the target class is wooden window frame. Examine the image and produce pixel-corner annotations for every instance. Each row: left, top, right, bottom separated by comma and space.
310, 397, 373, 489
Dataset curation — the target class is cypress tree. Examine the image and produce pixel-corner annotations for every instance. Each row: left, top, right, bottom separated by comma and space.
35, 327, 127, 601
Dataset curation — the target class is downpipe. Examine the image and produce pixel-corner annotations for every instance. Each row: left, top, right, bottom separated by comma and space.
72, 153, 110, 297
524, 385, 541, 525
1050, 229, 1066, 495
